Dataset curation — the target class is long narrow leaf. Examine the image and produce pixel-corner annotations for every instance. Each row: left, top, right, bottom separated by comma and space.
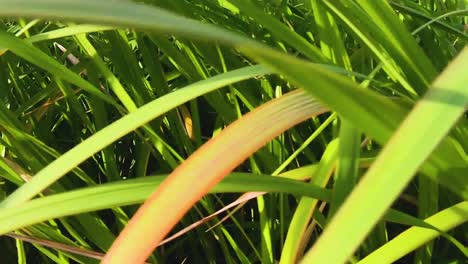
102, 90, 328, 263
301, 47, 468, 264
0, 0, 465, 199
359, 201, 468, 263
0, 173, 331, 235
0, 65, 272, 208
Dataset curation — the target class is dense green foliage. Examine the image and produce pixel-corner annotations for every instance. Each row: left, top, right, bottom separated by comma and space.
0, 0, 467, 263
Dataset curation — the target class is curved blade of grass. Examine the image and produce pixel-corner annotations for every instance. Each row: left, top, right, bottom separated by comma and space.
301, 47, 468, 264
241, 41, 468, 199
359, 201, 468, 263
0, 0, 258, 47
0, 173, 331, 235
102, 90, 328, 263
0, 65, 272, 208
240, 47, 406, 149
0, 2, 464, 262
1, 0, 466, 199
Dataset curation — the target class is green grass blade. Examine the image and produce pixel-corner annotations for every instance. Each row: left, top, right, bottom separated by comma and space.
279, 140, 338, 264
0, 0, 465, 198
0, 0, 255, 47
301, 47, 468, 264
359, 201, 468, 263
330, 121, 360, 217
26, 24, 115, 43
0, 173, 331, 235
0, 65, 272, 208
102, 90, 328, 263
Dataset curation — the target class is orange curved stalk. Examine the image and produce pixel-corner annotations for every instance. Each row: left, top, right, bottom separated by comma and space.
102, 89, 329, 263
